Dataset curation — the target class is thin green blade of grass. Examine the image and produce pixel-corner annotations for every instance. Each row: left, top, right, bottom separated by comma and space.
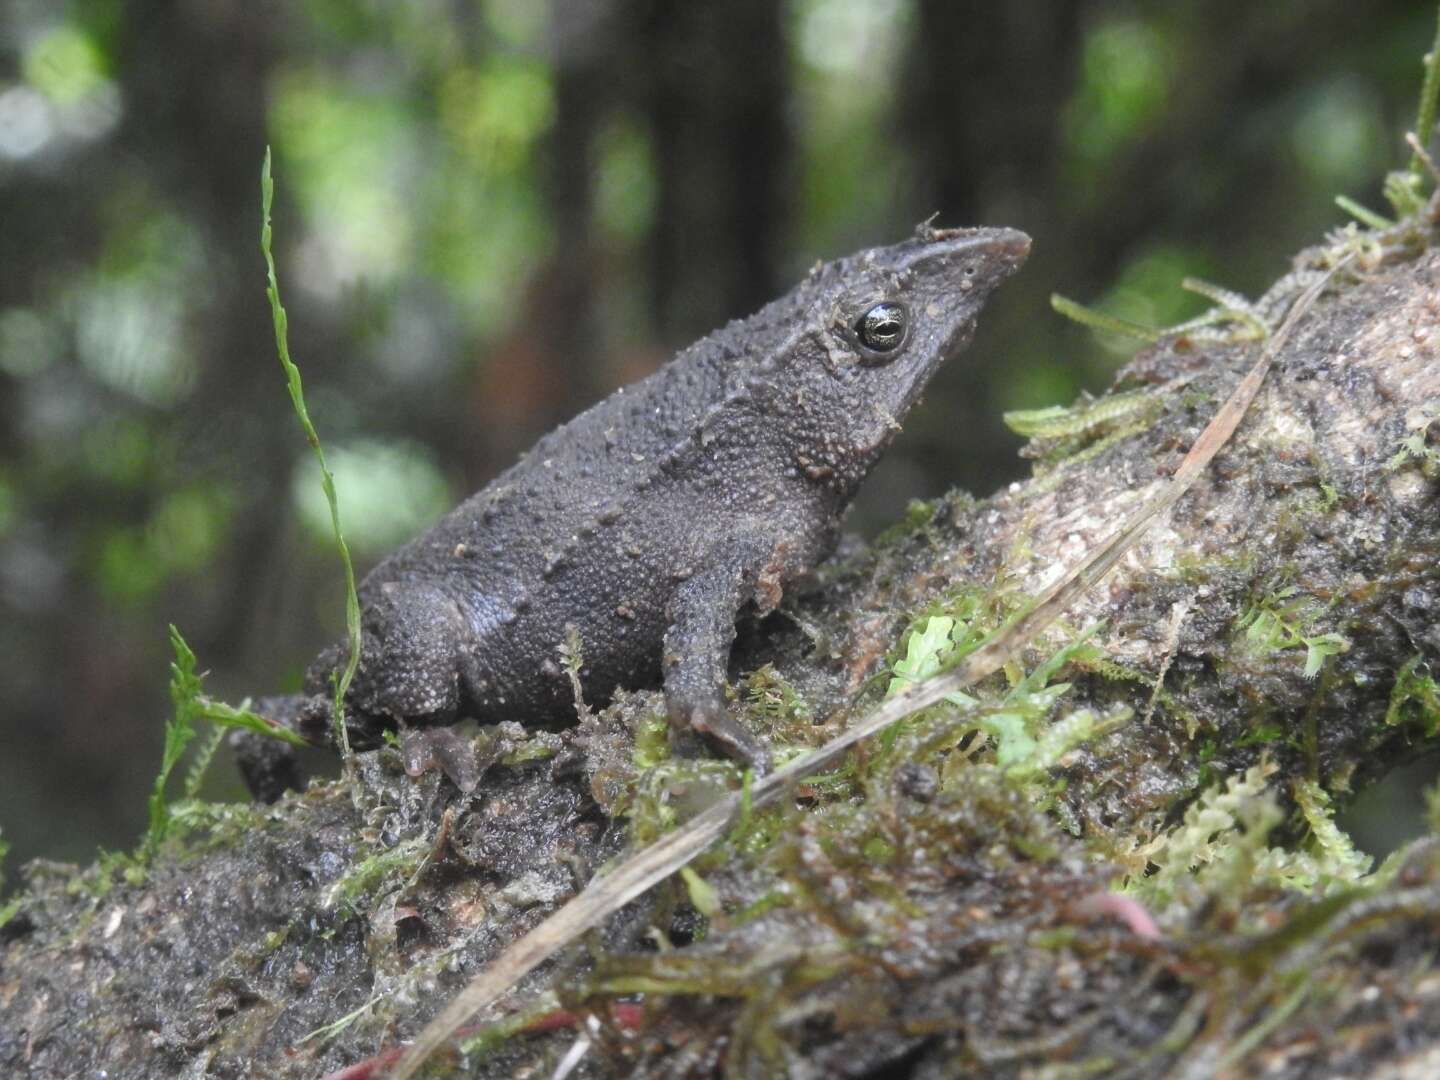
259, 147, 359, 765
1409, 3, 1440, 177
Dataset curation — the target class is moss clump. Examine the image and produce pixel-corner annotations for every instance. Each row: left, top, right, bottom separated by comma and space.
1233, 585, 1351, 680
1385, 655, 1440, 736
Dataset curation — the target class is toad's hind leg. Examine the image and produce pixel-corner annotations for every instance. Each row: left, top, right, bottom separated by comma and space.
237, 582, 473, 802
342, 580, 471, 724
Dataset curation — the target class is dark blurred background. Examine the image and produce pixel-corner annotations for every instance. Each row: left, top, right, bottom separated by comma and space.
1, 0, 1435, 871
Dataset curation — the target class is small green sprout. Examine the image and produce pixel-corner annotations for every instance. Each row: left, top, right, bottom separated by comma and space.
1235, 587, 1350, 679
1384, 403, 1440, 476
146, 628, 204, 858
146, 627, 307, 860
888, 614, 977, 708
680, 867, 721, 919
887, 614, 1118, 779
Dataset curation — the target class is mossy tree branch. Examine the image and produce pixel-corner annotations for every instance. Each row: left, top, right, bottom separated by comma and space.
3, 234, 1439, 1078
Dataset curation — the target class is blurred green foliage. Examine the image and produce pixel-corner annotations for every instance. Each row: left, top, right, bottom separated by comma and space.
1066, 18, 1172, 170
0, 0, 1433, 871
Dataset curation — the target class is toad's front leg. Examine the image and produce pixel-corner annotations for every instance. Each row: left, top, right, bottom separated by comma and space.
661, 541, 778, 774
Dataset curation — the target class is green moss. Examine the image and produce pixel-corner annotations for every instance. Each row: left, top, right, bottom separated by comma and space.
1050, 270, 1273, 356
730, 888, 795, 925
1384, 400, 1440, 477
631, 709, 671, 771
1004, 387, 1162, 441
1234, 585, 1350, 679
1049, 293, 1160, 342
579, 761, 1085, 1061
1384, 655, 1440, 735
872, 497, 937, 547
678, 867, 720, 919
1072, 652, 1202, 737
145, 627, 206, 858
1026, 419, 1163, 496
886, 587, 1001, 686
1126, 763, 1371, 927
455, 1000, 564, 1060
1293, 779, 1371, 881
322, 836, 429, 915
1234, 721, 1286, 748
569, 587, 1141, 1040
558, 624, 590, 718
498, 738, 558, 766
709, 776, 797, 863
68, 847, 148, 899
144, 627, 307, 866
1004, 388, 1166, 484
164, 800, 271, 857
742, 665, 814, 742
0, 829, 17, 930
625, 757, 740, 848
1334, 193, 1393, 230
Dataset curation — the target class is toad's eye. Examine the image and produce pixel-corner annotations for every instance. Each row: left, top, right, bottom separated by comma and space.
856, 302, 907, 353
